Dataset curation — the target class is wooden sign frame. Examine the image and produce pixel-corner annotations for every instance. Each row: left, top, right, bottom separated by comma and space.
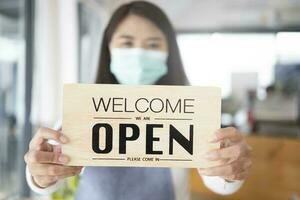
62, 84, 221, 168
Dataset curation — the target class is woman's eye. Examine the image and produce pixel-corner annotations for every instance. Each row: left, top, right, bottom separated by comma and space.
121, 41, 133, 48
148, 42, 160, 49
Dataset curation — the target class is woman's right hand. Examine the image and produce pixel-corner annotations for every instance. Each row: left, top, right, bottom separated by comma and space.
24, 127, 83, 188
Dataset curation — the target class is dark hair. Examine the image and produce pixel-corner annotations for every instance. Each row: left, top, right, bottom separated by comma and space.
95, 1, 189, 85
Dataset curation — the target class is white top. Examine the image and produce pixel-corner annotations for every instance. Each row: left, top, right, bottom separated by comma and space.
26, 166, 243, 199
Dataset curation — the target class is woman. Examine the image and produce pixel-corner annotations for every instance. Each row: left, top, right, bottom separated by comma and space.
24, 2, 252, 200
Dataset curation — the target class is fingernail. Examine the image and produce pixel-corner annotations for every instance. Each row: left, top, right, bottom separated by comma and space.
58, 155, 69, 164
59, 135, 69, 143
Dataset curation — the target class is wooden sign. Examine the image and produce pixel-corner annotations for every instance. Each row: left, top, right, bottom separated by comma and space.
62, 84, 221, 168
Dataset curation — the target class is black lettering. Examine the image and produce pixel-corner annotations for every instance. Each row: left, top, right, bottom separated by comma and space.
169, 125, 193, 155
149, 98, 164, 113
183, 99, 195, 114
135, 98, 149, 113
92, 97, 111, 112
166, 99, 182, 113
119, 124, 140, 154
124, 98, 134, 113
146, 124, 163, 154
112, 98, 123, 112
92, 123, 113, 153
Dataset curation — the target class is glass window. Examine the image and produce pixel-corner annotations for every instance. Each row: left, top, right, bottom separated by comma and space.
0, 0, 26, 199
178, 32, 300, 98
177, 33, 277, 98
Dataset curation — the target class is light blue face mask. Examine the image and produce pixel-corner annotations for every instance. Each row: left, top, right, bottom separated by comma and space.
110, 48, 168, 85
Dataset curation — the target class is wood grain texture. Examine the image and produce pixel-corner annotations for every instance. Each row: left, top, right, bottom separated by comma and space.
62, 84, 222, 168
190, 136, 300, 200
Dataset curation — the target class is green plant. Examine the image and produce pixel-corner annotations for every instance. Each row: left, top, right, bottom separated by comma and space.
51, 175, 79, 200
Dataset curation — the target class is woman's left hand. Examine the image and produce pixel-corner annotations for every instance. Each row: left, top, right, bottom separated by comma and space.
198, 127, 252, 181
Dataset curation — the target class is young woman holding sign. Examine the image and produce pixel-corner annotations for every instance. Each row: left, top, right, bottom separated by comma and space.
25, 1, 252, 199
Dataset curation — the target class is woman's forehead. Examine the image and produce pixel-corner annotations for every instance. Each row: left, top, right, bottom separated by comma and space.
113, 15, 165, 39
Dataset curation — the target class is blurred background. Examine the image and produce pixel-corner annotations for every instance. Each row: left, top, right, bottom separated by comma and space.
0, 0, 299, 199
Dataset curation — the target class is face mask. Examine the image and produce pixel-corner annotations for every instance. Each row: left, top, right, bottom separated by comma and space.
110, 48, 168, 85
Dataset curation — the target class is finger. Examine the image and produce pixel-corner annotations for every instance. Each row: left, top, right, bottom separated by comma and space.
198, 158, 251, 177
29, 164, 82, 176
219, 158, 231, 165
25, 150, 70, 165
210, 127, 243, 143
205, 141, 249, 161
29, 127, 69, 150
32, 139, 53, 152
